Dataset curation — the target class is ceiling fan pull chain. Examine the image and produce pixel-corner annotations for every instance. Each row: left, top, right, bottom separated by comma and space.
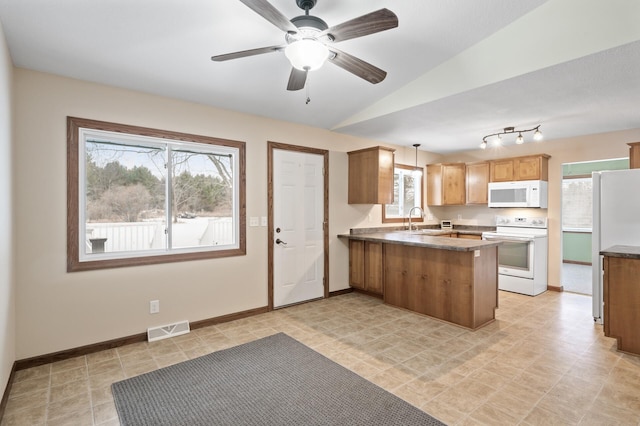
306, 71, 311, 104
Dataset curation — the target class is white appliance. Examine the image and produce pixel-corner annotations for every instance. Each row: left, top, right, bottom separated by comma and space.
482, 216, 548, 296
488, 180, 548, 208
592, 168, 640, 322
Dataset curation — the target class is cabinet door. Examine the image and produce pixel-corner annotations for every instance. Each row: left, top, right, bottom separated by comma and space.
426, 165, 443, 206
443, 164, 466, 205
427, 163, 465, 205
349, 240, 365, 289
383, 244, 412, 308
466, 162, 489, 204
490, 159, 514, 182
364, 242, 383, 294
515, 157, 542, 180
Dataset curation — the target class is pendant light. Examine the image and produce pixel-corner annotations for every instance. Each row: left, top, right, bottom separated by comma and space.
413, 143, 422, 177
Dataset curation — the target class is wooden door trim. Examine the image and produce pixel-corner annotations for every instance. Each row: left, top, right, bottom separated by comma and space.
268, 141, 330, 310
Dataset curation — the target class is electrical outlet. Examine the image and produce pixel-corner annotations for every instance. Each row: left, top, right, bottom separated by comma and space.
457, 214, 462, 220
150, 300, 160, 314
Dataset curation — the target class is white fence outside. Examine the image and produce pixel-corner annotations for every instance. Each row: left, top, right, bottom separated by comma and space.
86, 217, 233, 253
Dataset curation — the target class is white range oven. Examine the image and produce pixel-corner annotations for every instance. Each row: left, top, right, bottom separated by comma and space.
482, 216, 548, 296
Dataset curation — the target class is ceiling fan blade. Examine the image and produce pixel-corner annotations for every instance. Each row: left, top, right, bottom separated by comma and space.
328, 48, 387, 84
287, 68, 307, 91
319, 8, 398, 43
211, 45, 284, 62
239, 0, 299, 34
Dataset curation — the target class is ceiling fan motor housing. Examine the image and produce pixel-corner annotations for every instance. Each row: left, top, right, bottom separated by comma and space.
290, 15, 328, 33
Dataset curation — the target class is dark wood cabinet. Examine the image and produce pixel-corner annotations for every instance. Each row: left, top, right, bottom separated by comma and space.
603, 254, 640, 355
383, 243, 497, 329
349, 240, 383, 295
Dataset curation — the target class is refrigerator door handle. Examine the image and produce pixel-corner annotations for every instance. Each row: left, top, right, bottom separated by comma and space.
591, 172, 602, 323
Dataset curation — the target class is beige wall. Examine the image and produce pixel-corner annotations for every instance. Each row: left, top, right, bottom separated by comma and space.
438, 130, 640, 289
13, 68, 432, 359
0, 19, 15, 396
12, 66, 640, 360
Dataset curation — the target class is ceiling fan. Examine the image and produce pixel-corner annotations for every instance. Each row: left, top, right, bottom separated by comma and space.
211, 0, 398, 91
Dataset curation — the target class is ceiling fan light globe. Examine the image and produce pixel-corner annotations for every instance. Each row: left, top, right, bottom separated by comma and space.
285, 39, 329, 71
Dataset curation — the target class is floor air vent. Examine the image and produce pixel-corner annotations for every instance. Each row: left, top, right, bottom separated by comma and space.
147, 320, 190, 342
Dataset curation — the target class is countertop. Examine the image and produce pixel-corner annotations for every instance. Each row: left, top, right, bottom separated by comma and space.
600, 245, 640, 259
348, 225, 494, 237
338, 231, 501, 252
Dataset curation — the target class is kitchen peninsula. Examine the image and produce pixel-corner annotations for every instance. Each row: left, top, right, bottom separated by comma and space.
339, 231, 501, 330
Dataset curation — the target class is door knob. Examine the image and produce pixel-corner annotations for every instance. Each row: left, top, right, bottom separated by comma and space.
276, 238, 287, 246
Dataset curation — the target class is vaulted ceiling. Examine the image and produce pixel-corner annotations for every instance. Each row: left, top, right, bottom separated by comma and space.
1, 0, 639, 153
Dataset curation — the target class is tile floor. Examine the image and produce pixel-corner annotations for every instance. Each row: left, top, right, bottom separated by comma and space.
562, 263, 593, 295
3, 290, 640, 425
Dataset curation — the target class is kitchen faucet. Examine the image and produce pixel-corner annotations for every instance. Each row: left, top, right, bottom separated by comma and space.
408, 206, 424, 232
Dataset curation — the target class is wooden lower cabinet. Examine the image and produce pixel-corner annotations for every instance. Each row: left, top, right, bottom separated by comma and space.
603, 255, 640, 355
383, 244, 497, 329
458, 234, 482, 240
349, 240, 383, 295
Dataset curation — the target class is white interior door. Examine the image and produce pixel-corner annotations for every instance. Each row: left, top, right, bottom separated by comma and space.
273, 149, 324, 308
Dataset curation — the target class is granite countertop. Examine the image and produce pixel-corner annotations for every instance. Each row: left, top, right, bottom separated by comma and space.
337, 231, 501, 252
600, 245, 640, 259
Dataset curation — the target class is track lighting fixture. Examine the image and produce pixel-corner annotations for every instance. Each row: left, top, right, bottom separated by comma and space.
480, 125, 543, 149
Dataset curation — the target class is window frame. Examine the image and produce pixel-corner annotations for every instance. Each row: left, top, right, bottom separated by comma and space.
67, 116, 246, 272
382, 163, 424, 223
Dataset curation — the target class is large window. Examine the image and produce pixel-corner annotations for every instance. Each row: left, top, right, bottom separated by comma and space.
67, 117, 246, 271
383, 164, 423, 223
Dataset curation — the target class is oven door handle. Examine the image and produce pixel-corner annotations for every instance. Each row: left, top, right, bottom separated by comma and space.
483, 235, 534, 242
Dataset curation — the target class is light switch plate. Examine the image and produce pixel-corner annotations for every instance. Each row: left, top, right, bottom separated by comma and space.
249, 217, 259, 227
260, 216, 267, 226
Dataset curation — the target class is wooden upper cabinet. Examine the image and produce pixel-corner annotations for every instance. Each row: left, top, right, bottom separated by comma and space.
427, 163, 466, 206
490, 154, 550, 182
465, 161, 489, 204
348, 146, 395, 204
628, 142, 640, 169
489, 158, 515, 182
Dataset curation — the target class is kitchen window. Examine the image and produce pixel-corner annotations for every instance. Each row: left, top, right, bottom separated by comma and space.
562, 176, 592, 230
382, 164, 423, 223
67, 117, 246, 272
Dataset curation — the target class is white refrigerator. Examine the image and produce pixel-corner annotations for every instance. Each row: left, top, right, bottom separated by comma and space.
592, 168, 640, 322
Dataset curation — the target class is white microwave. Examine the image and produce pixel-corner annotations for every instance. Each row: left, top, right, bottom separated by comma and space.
488, 180, 548, 208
